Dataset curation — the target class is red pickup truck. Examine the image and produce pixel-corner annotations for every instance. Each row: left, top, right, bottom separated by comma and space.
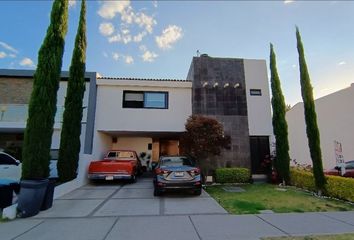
88, 150, 142, 182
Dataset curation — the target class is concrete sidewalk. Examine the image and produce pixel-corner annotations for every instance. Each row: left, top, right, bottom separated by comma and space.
1, 178, 354, 240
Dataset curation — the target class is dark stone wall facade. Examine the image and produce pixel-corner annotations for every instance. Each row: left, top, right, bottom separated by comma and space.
187, 55, 251, 168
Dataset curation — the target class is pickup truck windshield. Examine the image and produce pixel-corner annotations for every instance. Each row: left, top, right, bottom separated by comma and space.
106, 151, 136, 160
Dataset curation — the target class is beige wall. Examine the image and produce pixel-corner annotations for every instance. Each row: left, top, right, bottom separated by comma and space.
95, 79, 192, 132
286, 84, 354, 169
243, 59, 273, 137
112, 137, 152, 156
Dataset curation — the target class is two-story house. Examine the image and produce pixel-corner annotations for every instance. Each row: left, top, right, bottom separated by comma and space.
0, 55, 272, 176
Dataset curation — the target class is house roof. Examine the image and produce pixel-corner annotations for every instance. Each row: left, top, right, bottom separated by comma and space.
97, 76, 191, 82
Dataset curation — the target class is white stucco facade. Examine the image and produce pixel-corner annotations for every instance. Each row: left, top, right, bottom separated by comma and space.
95, 79, 192, 133
243, 59, 273, 137
286, 83, 354, 169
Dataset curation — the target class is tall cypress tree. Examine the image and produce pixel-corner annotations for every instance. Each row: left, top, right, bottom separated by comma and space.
22, 0, 68, 179
269, 43, 290, 184
58, 0, 87, 182
296, 27, 326, 191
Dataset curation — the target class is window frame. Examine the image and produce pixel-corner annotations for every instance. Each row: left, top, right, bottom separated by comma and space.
250, 89, 262, 96
122, 90, 169, 109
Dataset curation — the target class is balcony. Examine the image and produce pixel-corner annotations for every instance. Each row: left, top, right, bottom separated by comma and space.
0, 104, 87, 131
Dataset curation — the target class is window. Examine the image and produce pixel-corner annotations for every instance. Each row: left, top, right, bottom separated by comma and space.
123, 91, 168, 109
0, 153, 18, 165
250, 89, 262, 96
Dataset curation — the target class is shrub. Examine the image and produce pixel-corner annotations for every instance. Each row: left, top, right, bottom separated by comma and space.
326, 176, 354, 202
290, 168, 354, 202
215, 168, 250, 183
290, 168, 316, 191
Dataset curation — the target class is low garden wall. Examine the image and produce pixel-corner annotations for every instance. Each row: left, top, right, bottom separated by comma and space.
53, 154, 92, 199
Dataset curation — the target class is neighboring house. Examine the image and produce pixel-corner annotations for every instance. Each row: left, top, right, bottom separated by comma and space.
286, 83, 354, 169
0, 69, 97, 158
0, 55, 273, 174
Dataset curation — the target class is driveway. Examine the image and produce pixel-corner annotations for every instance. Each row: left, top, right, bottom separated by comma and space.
1, 178, 354, 240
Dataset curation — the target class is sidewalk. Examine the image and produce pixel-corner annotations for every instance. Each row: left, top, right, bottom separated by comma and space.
1, 178, 354, 240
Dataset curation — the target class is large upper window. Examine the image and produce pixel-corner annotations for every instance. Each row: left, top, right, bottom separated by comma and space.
123, 91, 168, 109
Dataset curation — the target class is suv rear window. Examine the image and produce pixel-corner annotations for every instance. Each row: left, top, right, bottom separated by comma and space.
160, 157, 194, 167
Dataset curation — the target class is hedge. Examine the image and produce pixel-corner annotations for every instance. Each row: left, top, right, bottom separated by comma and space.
215, 168, 250, 183
290, 169, 354, 202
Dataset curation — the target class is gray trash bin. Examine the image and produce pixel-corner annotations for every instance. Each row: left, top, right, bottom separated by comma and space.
17, 179, 49, 218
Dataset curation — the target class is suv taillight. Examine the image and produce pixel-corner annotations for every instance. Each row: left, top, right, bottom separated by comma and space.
155, 168, 170, 175
189, 168, 201, 176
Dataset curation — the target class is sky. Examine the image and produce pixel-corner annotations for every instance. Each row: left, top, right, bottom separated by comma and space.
0, 0, 354, 106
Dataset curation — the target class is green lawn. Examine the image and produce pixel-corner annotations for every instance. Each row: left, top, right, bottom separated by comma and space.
206, 184, 354, 214
262, 233, 354, 240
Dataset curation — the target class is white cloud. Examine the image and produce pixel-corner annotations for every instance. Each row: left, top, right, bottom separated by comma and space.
284, 0, 294, 4
338, 61, 346, 66
142, 50, 158, 62
0, 41, 18, 54
108, 34, 122, 43
155, 25, 183, 50
19, 57, 35, 67
122, 34, 132, 44
0, 51, 6, 58
99, 22, 115, 36
139, 45, 147, 52
98, 1, 131, 19
125, 55, 134, 64
69, 0, 76, 8
292, 64, 297, 68
112, 52, 119, 61
134, 12, 157, 34
102, 52, 108, 58
133, 32, 147, 42
98, 0, 157, 45
9, 53, 16, 58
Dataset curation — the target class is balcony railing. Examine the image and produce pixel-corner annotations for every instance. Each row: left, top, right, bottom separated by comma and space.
0, 104, 87, 123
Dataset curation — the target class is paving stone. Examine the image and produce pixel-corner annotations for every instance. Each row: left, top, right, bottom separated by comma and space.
122, 181, 153, 189
80, 184, 122, 190
222, 186, 245, 192
105, 216, 200, 240
191, 214, 284, 240
258, 212, 354, 235
259, 210, 274, 214
320, 211, 354, 226
164, 197, 227, 215
112, 188, 154, 199
34, 199, 104, 218
15, 218, 116, 240
0, 219, 43, 240
60, 189, 116, 199
93, 198, 159, 216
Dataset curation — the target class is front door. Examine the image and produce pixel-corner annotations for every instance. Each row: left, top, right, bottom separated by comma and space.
160, 140, 179, 156
250, 136, 270, 174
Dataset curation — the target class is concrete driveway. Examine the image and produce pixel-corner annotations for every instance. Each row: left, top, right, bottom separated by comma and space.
1, 178, 354, 240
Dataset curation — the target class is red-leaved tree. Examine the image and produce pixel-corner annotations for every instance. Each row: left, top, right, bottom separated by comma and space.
180, 115, 230, 180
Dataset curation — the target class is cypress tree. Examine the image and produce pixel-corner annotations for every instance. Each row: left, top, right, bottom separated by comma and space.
58, 0, 87, 182
22, 0, 68, 179
296, 27, 326, 191
269, 43, 290, 184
